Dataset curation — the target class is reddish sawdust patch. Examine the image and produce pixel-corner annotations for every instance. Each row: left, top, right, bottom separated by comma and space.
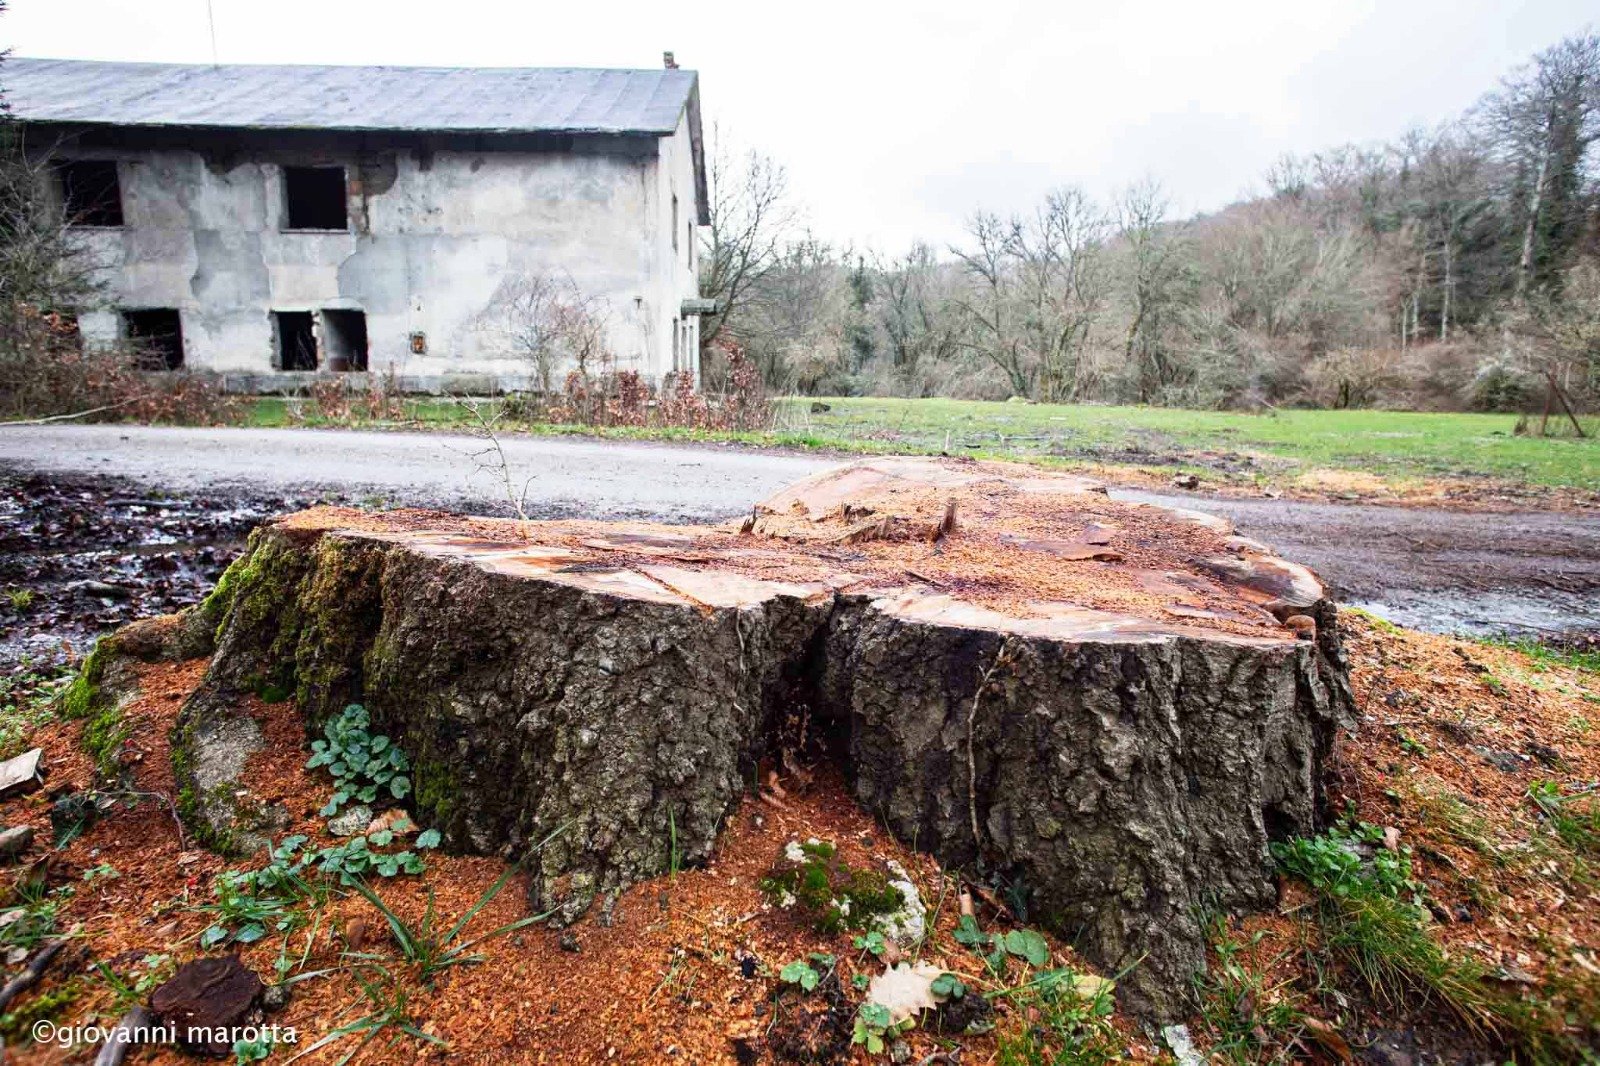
275, 456, 1306, 642
6, 657, 1156, 1065
1332, 614, 1600, 998
9, 612, 1597, 1063
1191, 612, 1600, 1058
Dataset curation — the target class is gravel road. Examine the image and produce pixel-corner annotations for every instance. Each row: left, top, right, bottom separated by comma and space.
0, 424, 829, 522
4, 423, 1596, 636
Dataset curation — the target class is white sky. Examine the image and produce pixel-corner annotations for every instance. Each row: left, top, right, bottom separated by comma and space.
3, 0, 1593, 253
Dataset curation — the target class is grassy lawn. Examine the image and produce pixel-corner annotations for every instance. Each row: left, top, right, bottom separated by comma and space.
241, 395, 1600, 494
784, 398, 1600, 491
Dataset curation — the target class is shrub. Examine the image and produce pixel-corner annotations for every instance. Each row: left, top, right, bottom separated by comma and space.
0, 305, 235, 424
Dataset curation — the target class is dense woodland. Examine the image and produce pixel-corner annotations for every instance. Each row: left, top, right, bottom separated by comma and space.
700, 32, 1600, 417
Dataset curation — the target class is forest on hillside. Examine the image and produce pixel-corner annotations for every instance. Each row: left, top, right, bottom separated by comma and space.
700, 32, 1600, 419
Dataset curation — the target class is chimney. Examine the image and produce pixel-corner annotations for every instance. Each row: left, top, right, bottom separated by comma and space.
663, 51, 678, 69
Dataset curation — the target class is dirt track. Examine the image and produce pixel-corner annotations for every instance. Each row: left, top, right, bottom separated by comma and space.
2, 424, 1597, 641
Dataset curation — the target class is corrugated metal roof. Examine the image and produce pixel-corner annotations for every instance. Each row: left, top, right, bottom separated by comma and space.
0, 58, 697, 136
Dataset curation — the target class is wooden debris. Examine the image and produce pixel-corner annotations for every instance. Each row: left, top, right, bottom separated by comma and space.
0, 939, 65, 1013
94, 1005, 153, 1066
149, 954, 264, 1056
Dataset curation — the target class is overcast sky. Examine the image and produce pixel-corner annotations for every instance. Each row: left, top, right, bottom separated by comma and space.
3, 1, 1593, 252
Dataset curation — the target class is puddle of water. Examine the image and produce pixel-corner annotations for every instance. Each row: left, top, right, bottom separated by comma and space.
1350, 593, 1600, 639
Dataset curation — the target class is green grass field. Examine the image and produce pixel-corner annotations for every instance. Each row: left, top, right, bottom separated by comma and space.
242, 396, 1600, 494
782, 399, 1600, 491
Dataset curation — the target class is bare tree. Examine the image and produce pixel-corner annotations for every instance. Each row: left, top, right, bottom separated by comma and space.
734, 232, 851, 390
951, 211, 1032, 397
0, 139, 101, 343
698, 128, 798, 358
1116, 180, 1191, 402
479, 271, 610, 397
1507, 253, 1600, 435
871, 242, 966, 394
1014, 187, 1110, 402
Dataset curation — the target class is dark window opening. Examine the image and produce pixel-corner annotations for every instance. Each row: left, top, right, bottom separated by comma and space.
122, 309, 183, 369
322, 310, 368, 371
59, 160, 123, 227
275, 311, 317, 370
283, 166, 348, 231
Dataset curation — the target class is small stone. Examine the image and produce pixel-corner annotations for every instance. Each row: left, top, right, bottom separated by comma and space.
1162, 1024, 1203, 1066
260, 983, 291, 1011
1526, 741, 1562, 768
559, 932, 580, 953
326, 804, 374, 837
877, 860, 927, 947
0, 825, 34, 862
1476, 748, 1525, 773
0, 748, 44, 800
889, 1040, 911, 1064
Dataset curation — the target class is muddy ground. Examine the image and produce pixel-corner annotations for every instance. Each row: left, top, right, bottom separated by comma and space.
0, 474, 285, 675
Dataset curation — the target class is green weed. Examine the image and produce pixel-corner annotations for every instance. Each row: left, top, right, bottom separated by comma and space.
990, 968, 1121, 1066
1193, 918, 1308, 1064
347, 867, 549, 986
1274, 821, 1587, 1059
307, 704, 412, 817
1528, 781, 1600, 856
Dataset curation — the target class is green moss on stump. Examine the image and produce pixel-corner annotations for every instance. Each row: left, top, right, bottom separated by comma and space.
412, 752, 458, 831
58, 636, 115, 721
291, 536, 385, 725
759, 839, 906, 934
57, 637, 131, 779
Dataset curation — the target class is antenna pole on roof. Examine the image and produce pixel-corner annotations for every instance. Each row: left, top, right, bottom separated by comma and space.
206, 0, 220, 66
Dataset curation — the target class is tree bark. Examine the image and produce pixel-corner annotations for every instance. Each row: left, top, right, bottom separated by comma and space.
164, 457, 1353, 1019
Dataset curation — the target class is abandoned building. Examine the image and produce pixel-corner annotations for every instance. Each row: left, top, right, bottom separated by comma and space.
3, 56, 710, 389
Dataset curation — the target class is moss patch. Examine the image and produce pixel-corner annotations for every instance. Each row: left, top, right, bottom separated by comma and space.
760, 839, 906, 934
57, 635, 116, 722
290, 536, 386, 725
412, 751, 457, 832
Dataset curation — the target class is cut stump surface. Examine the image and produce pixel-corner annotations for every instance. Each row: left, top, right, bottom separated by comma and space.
168, 457, 1353, 1017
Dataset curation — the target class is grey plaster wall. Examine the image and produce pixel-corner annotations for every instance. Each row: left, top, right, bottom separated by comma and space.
68, 127, 701, 384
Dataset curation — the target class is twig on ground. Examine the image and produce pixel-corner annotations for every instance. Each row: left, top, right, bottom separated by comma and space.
0, 939, 66, 1012
0, 399, 137, 426
94, 1005, 152, 1066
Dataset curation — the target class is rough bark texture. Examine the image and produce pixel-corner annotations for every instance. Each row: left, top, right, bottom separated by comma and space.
164, 457, 1354, 1017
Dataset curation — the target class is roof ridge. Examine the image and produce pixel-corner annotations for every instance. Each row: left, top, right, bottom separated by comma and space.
0, 59, 698, 136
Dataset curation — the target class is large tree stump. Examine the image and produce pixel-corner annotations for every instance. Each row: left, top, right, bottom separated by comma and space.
170, 457, 1353, 1016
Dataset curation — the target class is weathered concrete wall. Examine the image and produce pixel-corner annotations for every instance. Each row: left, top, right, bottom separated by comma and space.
69, 133, 701, 383
653, 111, 701, 378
